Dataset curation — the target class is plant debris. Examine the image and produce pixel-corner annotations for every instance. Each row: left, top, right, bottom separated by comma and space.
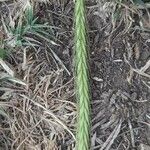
0, 0, 149, 149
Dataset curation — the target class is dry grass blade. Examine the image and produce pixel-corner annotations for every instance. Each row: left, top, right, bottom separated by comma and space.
0, 70, 26, 86
0, 58, 14, 76
47, 45, 71, 76
124, 55, 150, 78
19, 94, 76, 140
34, 0, 51, 4
140, 59, 150, 72
133, 69, 150, 78
128, 119, 135, 148
0, 0, 9, 2
8, 77, 27, 86
91, 132, 97, 147
100, 119, 122, 150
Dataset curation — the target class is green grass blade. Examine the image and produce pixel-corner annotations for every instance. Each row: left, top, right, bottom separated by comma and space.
25, 5, 34, 25
0, 48, 6, 59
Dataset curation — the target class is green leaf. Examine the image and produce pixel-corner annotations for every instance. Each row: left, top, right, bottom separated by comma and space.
0, 48, 6, 59
31, 17, 39, 26
25, 5, 34, 25
14, 17, 24, 38
133, 0, 145, 4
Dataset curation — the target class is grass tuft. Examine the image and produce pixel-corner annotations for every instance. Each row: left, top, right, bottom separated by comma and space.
2, 3, 56, 48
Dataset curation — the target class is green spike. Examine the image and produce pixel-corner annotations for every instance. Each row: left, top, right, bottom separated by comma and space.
74, 0, 91, 149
